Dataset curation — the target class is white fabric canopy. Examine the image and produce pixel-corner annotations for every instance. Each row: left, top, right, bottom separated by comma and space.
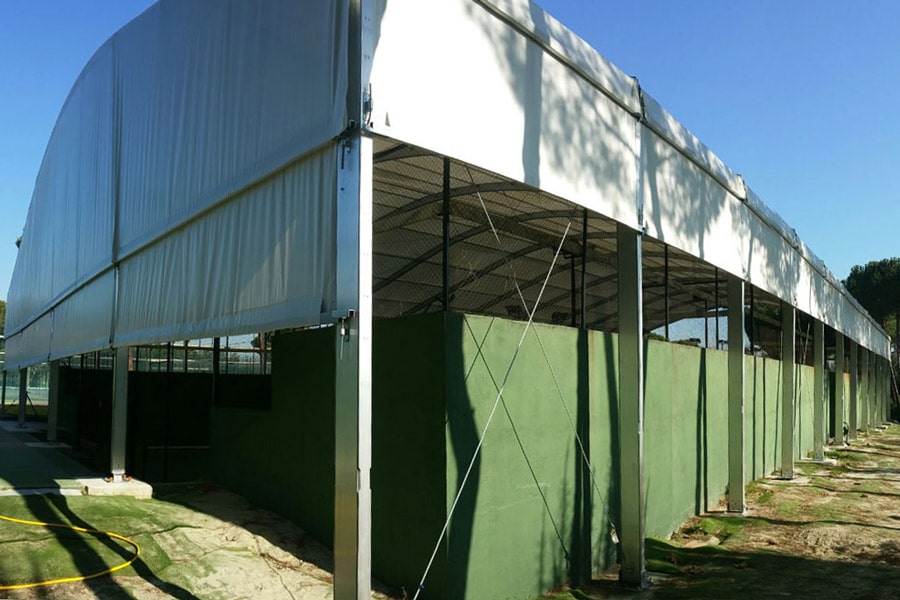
5, 0, 347, 369
6, 0, 890, 367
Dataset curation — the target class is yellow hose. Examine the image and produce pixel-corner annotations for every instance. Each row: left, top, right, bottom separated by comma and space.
0, 514, 141, 591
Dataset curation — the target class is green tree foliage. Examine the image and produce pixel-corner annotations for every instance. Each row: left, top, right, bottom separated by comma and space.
844, 258, 900, 328
0, 299, 5, 334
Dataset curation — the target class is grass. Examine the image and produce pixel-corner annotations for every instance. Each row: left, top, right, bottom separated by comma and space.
541, 424, 900, 600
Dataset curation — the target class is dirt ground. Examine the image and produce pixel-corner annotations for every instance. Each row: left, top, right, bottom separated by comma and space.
557, 423, 900, 600
0, 487, 394, 600
1, 426, 897, 599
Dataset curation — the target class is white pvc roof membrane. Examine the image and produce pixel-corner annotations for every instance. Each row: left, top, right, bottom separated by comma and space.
6, 0, 890, 368
6, 0, 347, 368
367, 0, 889, 356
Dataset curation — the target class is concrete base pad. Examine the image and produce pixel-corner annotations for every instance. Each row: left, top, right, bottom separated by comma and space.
25, 441, 72, 449
78, 477, 153, 499
799, 457, 838, 465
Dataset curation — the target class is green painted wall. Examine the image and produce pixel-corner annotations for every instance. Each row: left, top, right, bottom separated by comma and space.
215, 313, 825, 600
371, 314, 448, 595
745, 356, 782, 481
444, 314, 615, 600
210, 326, 336, 545
644, 342, 729, 539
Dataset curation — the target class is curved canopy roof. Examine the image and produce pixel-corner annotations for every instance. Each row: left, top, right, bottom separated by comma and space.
5, 0, 889, 368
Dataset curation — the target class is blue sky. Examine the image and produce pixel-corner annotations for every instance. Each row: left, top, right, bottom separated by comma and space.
1, 1, 898, 302
0, 1, 156, 301
538, 0, 900, 280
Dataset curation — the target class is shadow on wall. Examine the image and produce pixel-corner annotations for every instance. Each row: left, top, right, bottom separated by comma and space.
461, 2, 637, 216
442, 314, 620, 599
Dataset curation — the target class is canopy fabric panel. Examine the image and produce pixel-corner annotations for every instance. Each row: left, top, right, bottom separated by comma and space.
368, 0, 642, 230
48, 271, 116, 362
368, 0, 890, 357
5, 0, 347, 369
7, 0, 890, 366
114, 147, 337, 347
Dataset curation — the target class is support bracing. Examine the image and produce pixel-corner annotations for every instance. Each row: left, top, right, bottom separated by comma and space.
813, 320, 825, 460
780, 303, 795, 478
616, 223, 646, 588
726, 275, 745, 512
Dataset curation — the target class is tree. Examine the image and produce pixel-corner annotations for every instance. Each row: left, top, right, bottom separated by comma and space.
844, 258, 900, 328
0, 299, 5, 334
845, 259, 900, 400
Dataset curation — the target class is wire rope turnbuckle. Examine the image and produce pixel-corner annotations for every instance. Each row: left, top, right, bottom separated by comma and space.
334, 309, 356, 359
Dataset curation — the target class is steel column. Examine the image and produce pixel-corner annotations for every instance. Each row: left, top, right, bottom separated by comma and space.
714, 269, 720, 347
333, 0, 373, 594
834, 333, 844, 441
334, 133, 373, 600
442, 156, 451, 312
726, 275, 745, 512
813, 320, 825, 460
780, 303, 795, 478
860, 347, 869, 433
580, 209, 587, 328
17, 367, 27, 428
872, 355, 879, 427
849, 340, 858, 440
47, 360, 60, 443
616, 223, 646, 588
663, 245, 669, 340
110, 346, 129, 479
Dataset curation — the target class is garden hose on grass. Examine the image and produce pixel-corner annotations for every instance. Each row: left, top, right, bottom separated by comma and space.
0, 514, 141, 591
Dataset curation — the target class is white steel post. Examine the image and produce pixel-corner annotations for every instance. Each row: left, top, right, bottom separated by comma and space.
834, 333, 844, 441
849, 340, 858, 441
780, 303, 795, 479
110, 346, 129, 480
727, 275, 745, 512
860, 347, 869, 433
333, 133, 373, 600
47, 360, 60, 443
17, 367, 27, 428
333, 0, 373, 596
813, 320, 825, 460
616, 223, 646, 588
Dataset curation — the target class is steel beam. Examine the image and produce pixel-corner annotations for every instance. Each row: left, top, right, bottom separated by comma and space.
47, 360, 60, 443
110, 346, 129, 479
813, 320, 825, 460
834, 333, 844, 442
849, 340, 858, 440
616, 223, 646, 588
727, 275, 745, 512
780, 303, 795, 479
